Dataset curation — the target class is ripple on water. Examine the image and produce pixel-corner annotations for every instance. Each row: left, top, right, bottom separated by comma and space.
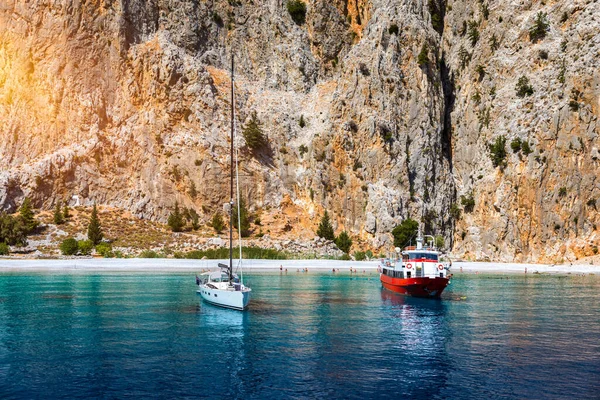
0, 272, 598, 399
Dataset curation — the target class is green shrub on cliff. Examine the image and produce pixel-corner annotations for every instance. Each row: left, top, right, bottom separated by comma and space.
0, 242, 9, 256
529, 12, 549, 42
489, 135, 507, 168
287, 0, 306, 25
516, 76, 534, 97
242, 111, 268, 151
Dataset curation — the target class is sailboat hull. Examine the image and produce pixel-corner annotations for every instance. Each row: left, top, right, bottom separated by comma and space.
197, 284, 251, 310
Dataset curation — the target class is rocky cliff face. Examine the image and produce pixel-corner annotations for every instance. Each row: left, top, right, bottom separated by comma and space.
0, 0, 598, 262
442, 0, 600, 262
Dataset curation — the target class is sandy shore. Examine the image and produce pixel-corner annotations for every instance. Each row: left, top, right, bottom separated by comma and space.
0, 258, 599, 274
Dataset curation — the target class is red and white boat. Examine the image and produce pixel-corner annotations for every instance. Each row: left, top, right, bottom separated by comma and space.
379, 232, 451, 298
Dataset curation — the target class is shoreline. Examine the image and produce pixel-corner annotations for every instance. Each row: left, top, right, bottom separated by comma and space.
0, 258, 598, 274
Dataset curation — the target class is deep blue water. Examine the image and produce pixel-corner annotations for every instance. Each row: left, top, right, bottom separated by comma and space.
0, 271, 599, 399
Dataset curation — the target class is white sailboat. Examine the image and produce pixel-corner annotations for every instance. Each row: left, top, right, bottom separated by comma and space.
197, 55, 251, 311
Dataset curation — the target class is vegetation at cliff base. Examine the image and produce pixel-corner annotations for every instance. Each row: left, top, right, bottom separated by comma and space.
287, 0, 306, 25
60, 238, 79, 255
63, 205, 70, 219
392, 218, 419, 248
0, 212, 28, 247
0, 242, 9, 255
53, 202, 65, 225
96, 242, 114, 258
87, 203, 104, 245
167, 201, 185, 232
334, 231, 352, 254
185, 246, 289, 260
19, 197, 38, 233
78, 240, 94, 255
316, 211, 335, 241
210, 212, 225, 234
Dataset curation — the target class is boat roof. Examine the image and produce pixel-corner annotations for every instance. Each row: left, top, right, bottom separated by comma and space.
404, 249, 439, 254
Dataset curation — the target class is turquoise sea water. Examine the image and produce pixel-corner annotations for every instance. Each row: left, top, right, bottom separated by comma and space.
0, 271, 598, 399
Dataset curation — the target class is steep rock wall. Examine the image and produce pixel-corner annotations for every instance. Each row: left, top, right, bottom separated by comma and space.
1, 0, 598, 261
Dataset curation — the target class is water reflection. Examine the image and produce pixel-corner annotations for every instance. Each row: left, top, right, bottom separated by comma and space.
377, 289, 451, 399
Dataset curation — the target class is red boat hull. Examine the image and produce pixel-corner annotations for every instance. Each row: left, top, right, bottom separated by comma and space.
380, 274, 449, 298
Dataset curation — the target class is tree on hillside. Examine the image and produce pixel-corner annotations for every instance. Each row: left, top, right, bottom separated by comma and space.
167, 201, 185, 233
87, 203, 104, 245
185, 208, 200, 230
391, 218, 419, 248
53, 202, 65, 225
316, 211, 335, 241
233, 198, 250, 238
210, 212, 225, 234
529, 11, 549, 42
0, 213, 28, 247
19, 197, 38, 233
63, 204, 71, 219
242, 111, 268, 152
335, 230, 352, 254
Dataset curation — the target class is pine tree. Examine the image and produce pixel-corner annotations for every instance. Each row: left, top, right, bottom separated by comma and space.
316, 211, 335, 241
87, 203, 103, 245
335, 230, 352, 254
19, 197, 38, 233
210, 213, 225, 234
233, 198, 250, 237
53, 201, 65, 225
189, 180, 197, 199
167, 201, 185, 232
242, 111, 267, 151
63, 204, 70, 219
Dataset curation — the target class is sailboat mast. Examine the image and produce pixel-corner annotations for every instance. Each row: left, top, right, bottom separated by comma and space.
229, 55, 234, 284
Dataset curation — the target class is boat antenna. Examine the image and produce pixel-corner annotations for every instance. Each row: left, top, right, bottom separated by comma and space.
229, 54, 234, 285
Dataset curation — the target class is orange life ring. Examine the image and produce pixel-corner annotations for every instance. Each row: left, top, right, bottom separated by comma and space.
406, 263, 412, 269
438, 264, 444, 271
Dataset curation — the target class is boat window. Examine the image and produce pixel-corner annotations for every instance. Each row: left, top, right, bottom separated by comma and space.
410, 253, 438, 261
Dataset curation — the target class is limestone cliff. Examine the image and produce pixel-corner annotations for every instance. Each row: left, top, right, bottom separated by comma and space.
0, 0, 598, 262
